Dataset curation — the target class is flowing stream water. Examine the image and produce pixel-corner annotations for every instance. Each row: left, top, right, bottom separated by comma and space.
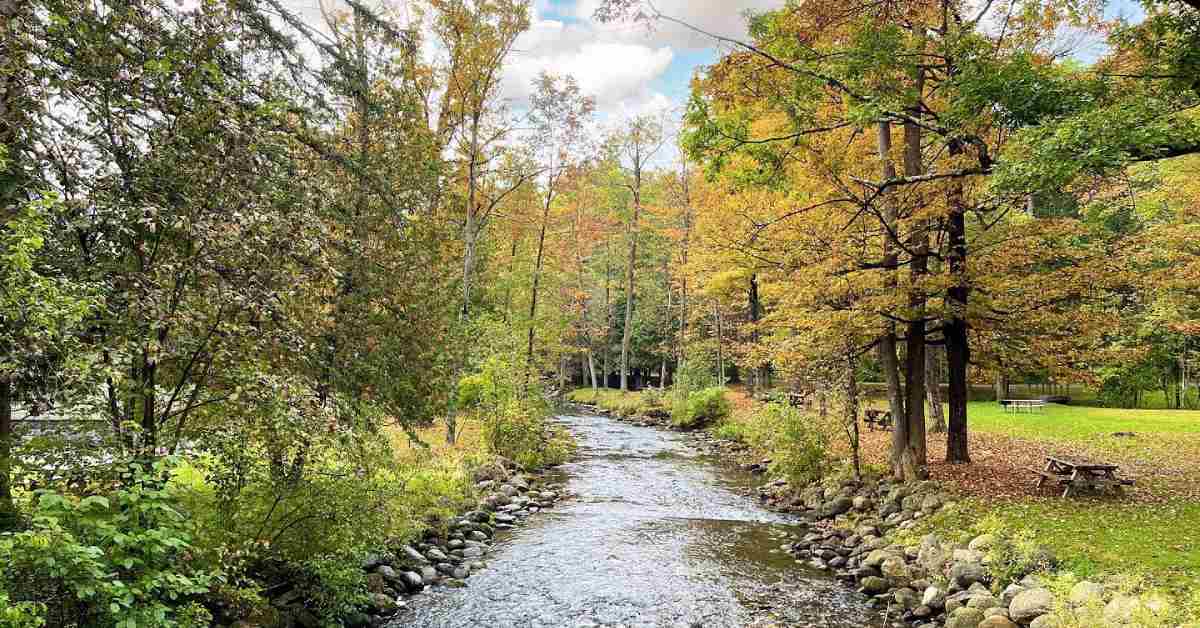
396, 412, 884, 628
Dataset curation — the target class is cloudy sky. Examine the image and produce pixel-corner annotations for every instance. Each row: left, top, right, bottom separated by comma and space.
282, 0, 1147, 126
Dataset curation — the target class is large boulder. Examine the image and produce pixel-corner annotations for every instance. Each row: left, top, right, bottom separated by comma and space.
1009, 588, 1054, 624
978, 617, 1017, 628
861, 576, 891, 595
950, 561, 990, 588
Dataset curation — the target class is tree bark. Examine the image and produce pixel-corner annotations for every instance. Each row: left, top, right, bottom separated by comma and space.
619, 164, 642, 391
525, 194, 552, 388
877, 121, 907, 476
900, 41, 929, 480
845, 354, 862, 482
927, 344, 945, 433
714, 302, 725, 385
460, 113, 483, 320
944, 138, 972, 461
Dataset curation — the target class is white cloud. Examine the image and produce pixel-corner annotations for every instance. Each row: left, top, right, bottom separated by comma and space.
574, 0, 776, 50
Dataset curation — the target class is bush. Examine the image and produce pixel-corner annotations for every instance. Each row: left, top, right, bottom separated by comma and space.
758, 403, 830, 485
671, 387, 731, 429
483, 400, 572, 470
0, 460, 220, 628
710, 420, 749, 443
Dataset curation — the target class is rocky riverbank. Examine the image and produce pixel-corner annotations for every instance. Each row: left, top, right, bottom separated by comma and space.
572, 400, 1084, 628
269, 457, 567, 627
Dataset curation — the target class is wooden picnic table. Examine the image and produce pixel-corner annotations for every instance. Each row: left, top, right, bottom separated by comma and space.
1002, 399, 1047, 413
863, 409, 893, 431
1030, 456, 1134, 497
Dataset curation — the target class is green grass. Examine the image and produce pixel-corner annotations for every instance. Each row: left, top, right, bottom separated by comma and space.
962, 401, 1200, 459
966, 401, 1200, 439
909, 498, 1200, 595
567, 388, 665, 417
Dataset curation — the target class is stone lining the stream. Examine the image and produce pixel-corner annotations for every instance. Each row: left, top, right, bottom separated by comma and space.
580, 401, 1069, 628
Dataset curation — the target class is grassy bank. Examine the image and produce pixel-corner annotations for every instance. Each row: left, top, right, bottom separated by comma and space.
709, 388, 1200, 613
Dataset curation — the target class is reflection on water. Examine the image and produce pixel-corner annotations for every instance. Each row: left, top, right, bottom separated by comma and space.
394, 414, 882, 628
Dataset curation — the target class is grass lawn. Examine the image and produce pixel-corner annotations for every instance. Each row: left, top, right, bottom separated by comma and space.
966, 401, 1200, 443
913, 497, 1200, 595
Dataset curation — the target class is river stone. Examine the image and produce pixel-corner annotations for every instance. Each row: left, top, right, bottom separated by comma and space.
967, 594, 1000, 609
864, 549, 898, 568
1009, 588, 1054, 624
468, 530, 489, 542
922, 586, 946, 609
462, 546, 484, 558
452, 566, 469, 579
447, 539, 464, 549
419, 566, 438, 584
881, 556, 911, 582
824, 497, 853, 517
401, 545, 428, 564
399, 571, 423, 592
1000, 583, 1027, 607
371, 593, 398, 614
945, 607, 985, 628
1029, 615, 1056, 628
500, 484, 520, 497
978, 617, 1017, 628
426, 548, 448, 562
1104, 594, 1170, 624
953, 548, 986, 564
495, 513, 517, 524
894, 587, 921, 610
375, 565, 399, 583
968, 534, 998, 553
435, 562, 455, 575
861, 576, 890, 594
1068, 580, 1104, 607
920, 494, 942, 512
950, 561, 989, 588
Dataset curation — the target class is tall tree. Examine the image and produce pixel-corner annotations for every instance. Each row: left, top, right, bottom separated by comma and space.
612, 116, 665, 391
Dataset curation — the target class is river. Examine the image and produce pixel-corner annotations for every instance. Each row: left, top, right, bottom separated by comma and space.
395, 412, 884, 628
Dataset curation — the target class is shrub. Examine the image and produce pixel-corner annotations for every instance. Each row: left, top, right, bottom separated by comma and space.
710, 420, 749, 443
0, 460, 220, 628
758, 403, 830, 485
483, 400, 572, 470
671, 387, 731, 429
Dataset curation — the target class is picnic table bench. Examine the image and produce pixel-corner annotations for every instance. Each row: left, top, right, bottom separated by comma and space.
1002, 399, 1047, 413
863, 409, 893, 431
1028, 456, 1135, 497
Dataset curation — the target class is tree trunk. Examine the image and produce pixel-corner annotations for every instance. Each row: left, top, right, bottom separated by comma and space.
620, 176, 641, 392
845, 354, 862, 482
749, 273, 766, 393
714, 303, 724, 385
899, 45, 928, 481
877, 120, 907, 476
460, 113, 483, 321
525, 196, 552, 388
0, 376, 15, 530
588, 352, 598, 390
927, 344, 945, 433
944, 140, 972, 462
